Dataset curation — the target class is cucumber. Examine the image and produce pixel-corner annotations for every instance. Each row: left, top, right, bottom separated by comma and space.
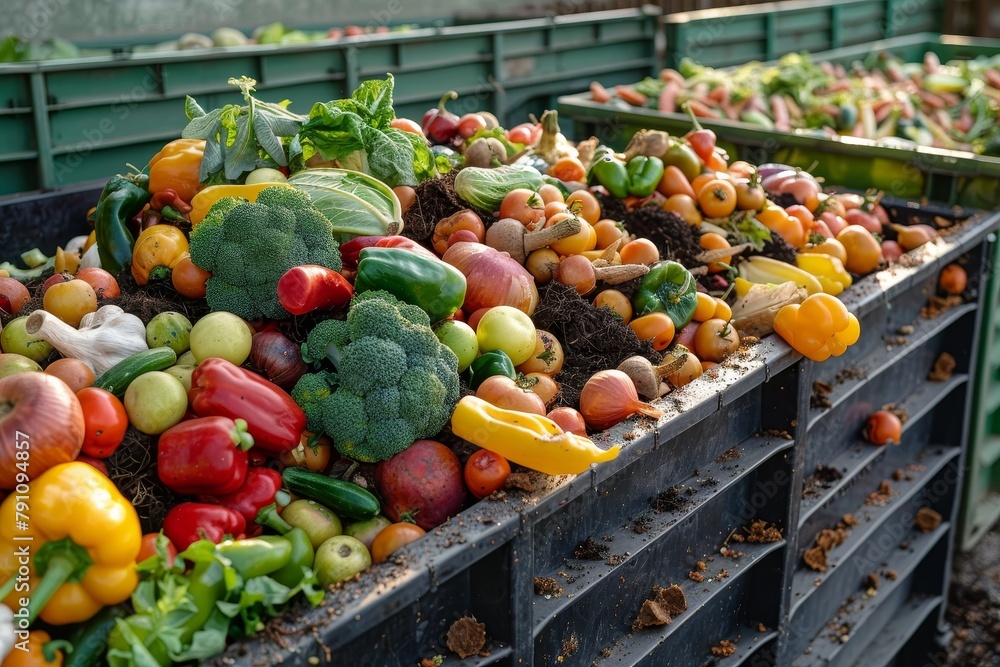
93, 347, 177, 396
282, 467, 380, 521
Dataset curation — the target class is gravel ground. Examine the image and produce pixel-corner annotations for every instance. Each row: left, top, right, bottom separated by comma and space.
946, 524, 1000, 665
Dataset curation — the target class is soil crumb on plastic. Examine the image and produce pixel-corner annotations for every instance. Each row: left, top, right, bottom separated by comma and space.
915, 507, 943, 533
574, 537, 610, 560
420, 658, 443, 667
834, 364, 867, 384
651, 486, 691, 513
921, 294, 963, 319
446, 616, 486, 659
803, 464, 844, 498
928, 352, 956, 382
880, 402, 910, 424
561, 635, 578, 658
504, 472, 536, 492
803, 547, 829, 572
632, 584, 687, 630
715, 447, 742, 463
633, 599, 672, 629
633, 516, 652, 534
811, 380, 833, 409
534, 577, 563, 597
711, 639, 737, 657
656, 584, 688, 616
866, 572, 880, 592
865, 480, 893, 506
744, 519, 783, 543
804, 514, 858, 571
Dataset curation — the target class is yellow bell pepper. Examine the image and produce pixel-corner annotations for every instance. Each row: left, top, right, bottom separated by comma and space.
773, 293, 861, 362
737, 256, 823, 295
450, 396, 619, 476
0, 462, 141, 626
130, 224, 190, 286
147, 138, 205, 203
189, 182, 294, 225
795, 253, 852, 296
53, 247, 80, 276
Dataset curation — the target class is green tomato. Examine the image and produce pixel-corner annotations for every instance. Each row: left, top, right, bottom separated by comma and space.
164, 364, 194, 392
124, 371, 188, 435
1, 317, 54, 362
176, 350, 197, 366
314, 535, 371, 586
433, 320, 478, 372
344, 515, 392, 551
0, 353, 41, 377
146, 311, 193, 355
189, 311, 253, 365
282, 499, 342, 549
476, 306, 537, 366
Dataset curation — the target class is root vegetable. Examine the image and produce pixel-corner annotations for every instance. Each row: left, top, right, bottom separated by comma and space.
485, 216, 581, 264
616, 355, 687, 399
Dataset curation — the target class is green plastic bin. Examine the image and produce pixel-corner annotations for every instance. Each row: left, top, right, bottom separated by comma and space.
558, 33, 1000, 210
0, 7, 659, 199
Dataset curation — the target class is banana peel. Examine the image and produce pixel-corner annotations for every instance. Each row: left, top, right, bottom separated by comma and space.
731, 279, 808, 338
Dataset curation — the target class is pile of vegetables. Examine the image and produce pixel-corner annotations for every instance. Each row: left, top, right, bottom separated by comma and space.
0, 70, 965, 666
593, 50, 1000, 155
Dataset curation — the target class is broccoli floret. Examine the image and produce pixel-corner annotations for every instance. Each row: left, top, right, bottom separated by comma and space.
292, 291, 460, 462
188, 185, 342, 320
291, 372, 335, 432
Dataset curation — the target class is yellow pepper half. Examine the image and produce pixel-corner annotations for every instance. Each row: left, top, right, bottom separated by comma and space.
0, 462, 141, 626
773, 293, 861, 362
450, 396, 619, 476
189, 182, 294, 225
795, 253, 853, 296
738, 256, 823, 296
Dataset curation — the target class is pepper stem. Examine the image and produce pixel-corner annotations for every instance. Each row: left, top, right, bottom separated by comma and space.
256, 503, 293, 535
231, 418, 255, 452
682, 102, 705, 132
0, 574, 15, 600
437, 91, 458, 113
27, 539, 93, 624
148, 265, 172, 282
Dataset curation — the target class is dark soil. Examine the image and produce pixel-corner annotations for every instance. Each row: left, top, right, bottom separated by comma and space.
803, 464, 844, 498
744, 519, 783, 544
402, 170, 467, 242
929, 352, 957, 382
651, 485, 690, 513
573, 537, 610, 561
621, 206, 701, 267
445, 616, 486, 659
532, 281, 660, 408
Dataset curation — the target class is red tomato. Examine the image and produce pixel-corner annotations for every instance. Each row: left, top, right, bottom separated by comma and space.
77, 387, 129, 459
136, 533, 177, 566
370, 522, 427, 563
76, 455, 108, 476
390, 118, 424, 136
464, 449, 512, 499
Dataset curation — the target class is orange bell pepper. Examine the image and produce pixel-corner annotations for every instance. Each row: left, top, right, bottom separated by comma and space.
773, 292, 861, 362
148, 139, 205, 203
130, 224, 190, 286
0, 462, 141, 626
1, 630, 62, 667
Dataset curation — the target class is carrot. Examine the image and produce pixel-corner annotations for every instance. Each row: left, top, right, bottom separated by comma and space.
707, 85, 729, 104
834, 64, 847, 79
686, 99, 719, 118
939, 92, 960, 107
873, 99, 895, 123
885, 61, 905, 83
923, 51, 940, 74
615, 85, 648, 107
590, 81, 611, 103
917, 89, 947, 109
658, 81, 680, 114
783, 94, 802, 120
770, 94, 790, 132
721, 97, 746, 121
659, 68, 685, 86
984, 68, 1000, 90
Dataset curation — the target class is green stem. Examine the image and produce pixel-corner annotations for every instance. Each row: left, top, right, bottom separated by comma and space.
682, 102, 704, 132
256, 503, 293, 535
26, 554, 77, 623
0, 573, 16, 600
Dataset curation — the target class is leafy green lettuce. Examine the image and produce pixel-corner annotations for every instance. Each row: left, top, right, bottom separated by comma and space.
295, 74, 437, 187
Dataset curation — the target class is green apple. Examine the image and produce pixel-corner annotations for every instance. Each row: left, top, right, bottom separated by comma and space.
433, 320, 478, 372
315, 535, 371, 586
124, 371, 188, 435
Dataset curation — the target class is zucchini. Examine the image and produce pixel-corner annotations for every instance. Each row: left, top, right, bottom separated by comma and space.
93, 347, 177, 396
282, 467, 380, 520
64, 606, 125, 667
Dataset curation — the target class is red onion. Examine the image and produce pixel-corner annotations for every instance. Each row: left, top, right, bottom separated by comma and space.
249, 330, 308, 389
442, 241, 539, 315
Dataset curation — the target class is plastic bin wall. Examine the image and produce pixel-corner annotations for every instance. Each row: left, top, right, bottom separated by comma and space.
184, 202, 990, 666
0, 8, 658, 199
661, 0, 947, 69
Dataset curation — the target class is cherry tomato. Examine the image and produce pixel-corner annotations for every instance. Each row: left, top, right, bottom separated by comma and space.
371, 522, 427, 563
394, 185, 417, 214
713, 298, 732, 322
537, 184, 565, 205
547, 407, 588, 436
457, 113, 487, 139
657, 165, 696, 198
566, 190, 601, 225
697, 179, 737, 218
77, 386, 129, 459
939, 264, 967, 295
524, 372, 559, 406
137, 533, 177, 566
662, 194, 702, 226
593, 289, 632, 323
664, 345, 703, 387
594, 219, 626, 249
171, 254, 211, 299
43, 279, 97, 327
692, 292, 718, 322
500, 189, 545, 226
734, 178, 766, 211
390, 118, 424, 135
549, 157, 587, 184
546, 213, 594, 256
629, 312, 675, 351
757, 206, 805, 248
476, 375, 547, 415
863, 410, 902, 446
0, 277, 29, 315
693, 318, 740, 363
464, 449, 512, 500
620, 238, 659, 265
75, 267, 121, 299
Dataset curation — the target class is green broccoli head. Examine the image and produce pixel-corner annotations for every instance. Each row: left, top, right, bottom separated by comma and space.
292, 291, 461, 462
188, 185, 341, 320
291, 371, 335, 433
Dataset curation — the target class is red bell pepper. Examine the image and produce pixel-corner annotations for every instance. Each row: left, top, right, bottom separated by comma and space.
158, 416, 253, 496
189, 358, 306, 455
340, 235, 439, 269
204, 467, 283, 536
162, 502, 246, 551
276, 265, 354, 316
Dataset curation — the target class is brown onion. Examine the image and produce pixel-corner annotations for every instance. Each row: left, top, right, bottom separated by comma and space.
579, 369, 663, 431
442, 242, 539, 316
249, 330, 309, 389
547, 407, 588, 436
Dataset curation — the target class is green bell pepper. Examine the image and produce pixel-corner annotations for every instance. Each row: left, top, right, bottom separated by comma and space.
354, 246, 467, 323
626, 156, 665, 197
94, 173, 151, 276
467, 349, 517, 390
589, 148, 629, 199
255, 503, 316, 588
632, 260, 699, 329
218, 535, 293, 579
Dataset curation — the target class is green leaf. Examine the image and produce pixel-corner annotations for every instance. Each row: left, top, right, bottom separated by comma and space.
252, 112, 288, 166
185, 95, 206, 121
171, 610, 229, 661
288, 168, 404, 240
224, 115, 259, 180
